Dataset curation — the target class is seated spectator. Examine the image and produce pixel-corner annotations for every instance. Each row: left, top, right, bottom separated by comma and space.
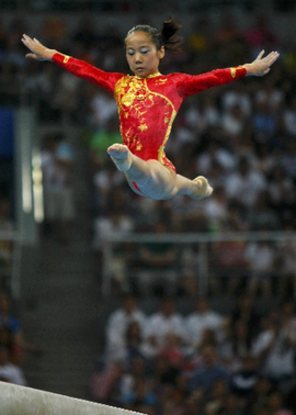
124, 321, 145, 363
105, 294, 147, 363
0, 345, 26, 385
41, 132, 76, 243
133, 221, 178, 295
0, 291, 24, 365
93, 208, 133, 252
283, 95, 296, 137
247, 191, 281, 231
118, 357, 157, 410
245, 240, 275, 296
90, 359, 123, 403
185, 297, 225, 351
92, 160, 124, 213
266, 391, 294, 415
187, 345, 231, 393
144, 297, 186, 351
224, 156, 266, 208
221, 320, 253, 371
231, 355, 260, 397
222, 103, 248, 142
202, 185, 228, 232
250, 310, 295, 385
93, 207, 134, 289
280, 302, 296, 344
159, 332, 186, 370
204, 378, 231, 415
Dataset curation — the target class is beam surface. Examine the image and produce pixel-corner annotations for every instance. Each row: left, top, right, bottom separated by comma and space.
0, 381, 145, 415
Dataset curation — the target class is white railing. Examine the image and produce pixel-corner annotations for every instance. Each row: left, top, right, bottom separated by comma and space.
101, 231, 296, 297
0, 230, 22, 299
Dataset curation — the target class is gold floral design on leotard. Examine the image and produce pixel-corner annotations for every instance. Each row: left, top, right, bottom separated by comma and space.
115, 76, 150, 108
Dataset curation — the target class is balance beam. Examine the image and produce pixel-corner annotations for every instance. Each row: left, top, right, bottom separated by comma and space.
0, 381, 145, 415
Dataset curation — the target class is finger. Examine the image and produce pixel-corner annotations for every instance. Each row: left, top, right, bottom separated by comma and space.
266, 53, 280, 65
25, 53, 37, 59
267, 51, 280, 60
22, 33, 33, 43
256, 49, 265, 60
21, 37, 33, 48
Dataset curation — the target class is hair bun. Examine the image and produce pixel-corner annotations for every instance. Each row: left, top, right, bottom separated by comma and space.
161, 17, 182, 51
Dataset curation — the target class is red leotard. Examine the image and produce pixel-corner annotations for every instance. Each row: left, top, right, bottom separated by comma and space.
52, 53, 246, 172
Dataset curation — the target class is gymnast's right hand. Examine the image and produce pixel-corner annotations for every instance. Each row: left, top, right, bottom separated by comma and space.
21, 34, 56, 61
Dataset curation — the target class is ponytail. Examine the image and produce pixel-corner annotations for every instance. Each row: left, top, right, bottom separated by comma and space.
126, 17, 182, 51
161, 17, 182, 51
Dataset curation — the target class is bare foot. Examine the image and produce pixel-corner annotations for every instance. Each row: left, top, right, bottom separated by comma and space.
107, 143, 132, 172
191, 176, 213, 200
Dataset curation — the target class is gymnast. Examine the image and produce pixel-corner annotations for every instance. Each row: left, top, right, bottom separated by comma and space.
21, 18, 279, 201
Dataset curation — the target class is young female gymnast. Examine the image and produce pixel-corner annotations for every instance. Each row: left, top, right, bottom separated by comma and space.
21, 19, 279, 201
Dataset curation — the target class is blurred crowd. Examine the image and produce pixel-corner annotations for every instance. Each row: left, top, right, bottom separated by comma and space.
90, 293, 296, 415
0, 290, 26, 385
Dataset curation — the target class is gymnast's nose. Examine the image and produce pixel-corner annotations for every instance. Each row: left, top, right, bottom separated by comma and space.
135, 53, 143, 64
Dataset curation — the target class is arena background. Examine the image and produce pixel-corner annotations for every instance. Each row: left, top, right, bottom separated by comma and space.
0, 1, 295, 414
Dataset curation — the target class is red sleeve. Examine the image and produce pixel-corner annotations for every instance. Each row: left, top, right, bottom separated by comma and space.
176, 67, 247, 97
52, 52, 124, 93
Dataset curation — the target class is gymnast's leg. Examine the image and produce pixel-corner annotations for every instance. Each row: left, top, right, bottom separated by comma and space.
107, 143, 213, 200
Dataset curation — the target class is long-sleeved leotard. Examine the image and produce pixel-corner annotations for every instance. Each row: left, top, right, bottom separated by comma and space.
53, 53, 247, 171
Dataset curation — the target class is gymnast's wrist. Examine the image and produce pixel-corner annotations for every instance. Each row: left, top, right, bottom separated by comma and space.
46, 49, 58, 60
242, 63, 253, 76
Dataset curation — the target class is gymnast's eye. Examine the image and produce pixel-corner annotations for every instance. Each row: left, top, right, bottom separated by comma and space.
127, 49, 135, 56
140, 48, 149, 54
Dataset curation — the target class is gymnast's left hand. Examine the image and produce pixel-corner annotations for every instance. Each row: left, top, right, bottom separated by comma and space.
243, 50, 280, 76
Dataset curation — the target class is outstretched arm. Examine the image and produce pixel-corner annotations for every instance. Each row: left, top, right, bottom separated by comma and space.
243, 50, 280, 76
177, 49, 280, 97
21, 34, 123, 92
21, 34, 57, 60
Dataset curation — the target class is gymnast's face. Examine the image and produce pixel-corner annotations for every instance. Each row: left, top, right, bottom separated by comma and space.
125, 31, 165, 78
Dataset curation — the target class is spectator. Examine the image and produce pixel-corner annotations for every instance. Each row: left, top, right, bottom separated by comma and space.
144, 297, 186, 350
0, 345, 26, 385
105, 294, 147, 363
135, 221, 178, 295
185, 298, 225, 351
41, 132, 75, 243
0, 291, 24, 365
224, 156, 266, 208
245, 240, 275, 296
221, 320, 253, 371
231, 355, 260, 397
253, 313, 296, 385
266, 391, 294, 415
187, 345, 231, 393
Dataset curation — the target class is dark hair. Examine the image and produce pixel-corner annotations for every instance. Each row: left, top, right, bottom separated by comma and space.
126, 17, 182, 51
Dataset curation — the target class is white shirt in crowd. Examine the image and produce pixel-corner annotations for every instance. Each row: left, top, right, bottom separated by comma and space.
0, 363, 26, 385
144, 312, 186, 347
105, 307, 146, 362
185, 310, 224, 348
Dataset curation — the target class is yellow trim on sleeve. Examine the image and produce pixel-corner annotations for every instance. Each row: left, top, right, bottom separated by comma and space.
230, 67, 236, 78
63, 55, 70, 64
